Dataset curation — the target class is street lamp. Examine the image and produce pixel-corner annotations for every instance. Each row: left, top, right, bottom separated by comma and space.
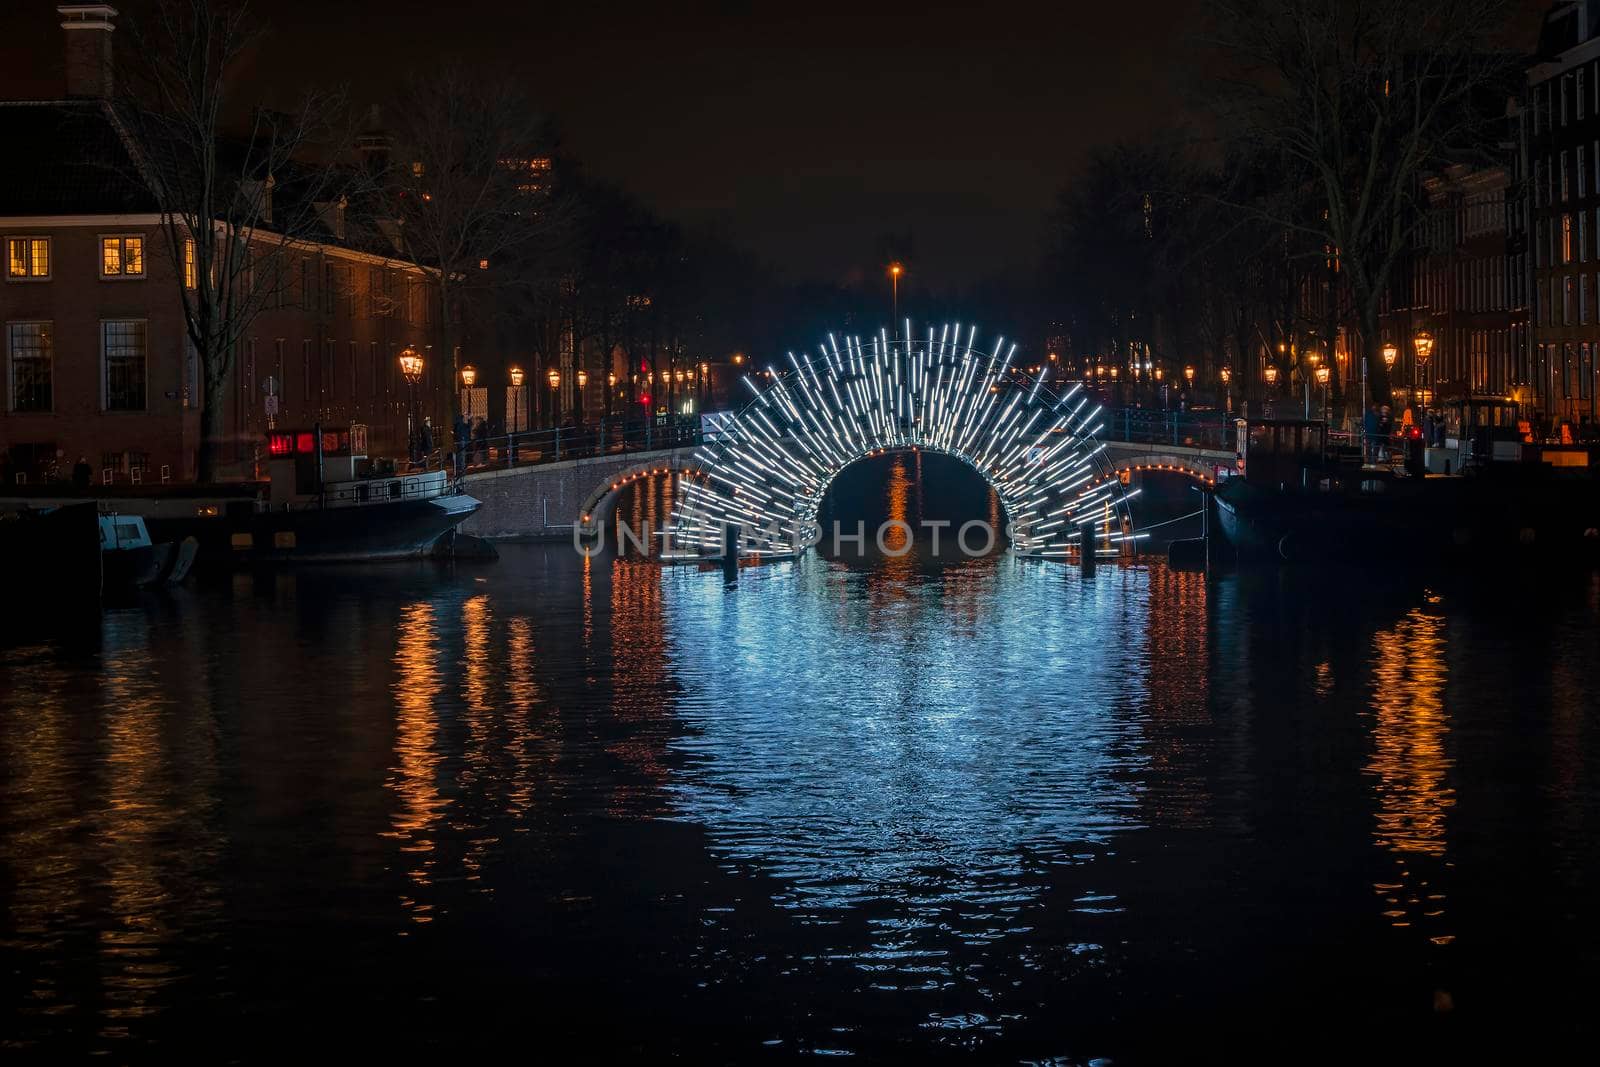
1413, 329, 1434, 365
1184, 365, 1195, 387
888, 262, 904, 331
398, 346, 425, 458
1382, 342, 1398, 369
459, 363, 477, 419
1315, 363, 1331, 422
505, 365, 525, 456
1264, 363, 1279, 387
547, 367, 560, 390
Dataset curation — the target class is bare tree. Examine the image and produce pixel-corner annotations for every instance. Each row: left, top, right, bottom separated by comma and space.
385, 67, 569, 438
113, 0, 353, 482
1208, 0, 1517, 405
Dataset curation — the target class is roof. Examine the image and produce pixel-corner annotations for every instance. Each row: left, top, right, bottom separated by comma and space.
0, 99, 157, 215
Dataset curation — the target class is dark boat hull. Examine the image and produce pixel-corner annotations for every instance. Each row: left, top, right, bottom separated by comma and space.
148, 493, 481, 564
1216, 470, 1600, 562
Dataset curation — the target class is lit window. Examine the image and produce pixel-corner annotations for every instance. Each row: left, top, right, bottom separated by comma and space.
184, 238, 197, 289
1563, 214, 1574, 263
102, 319, 148, 410
101, 235, 145, 277
6, 237, 50, 279
7, 321, 53, 411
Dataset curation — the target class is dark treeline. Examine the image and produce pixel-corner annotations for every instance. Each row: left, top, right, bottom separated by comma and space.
1041, 0, 1523, 415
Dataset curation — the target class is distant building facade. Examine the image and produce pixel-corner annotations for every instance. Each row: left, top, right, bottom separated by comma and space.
1527, 0, 1600, 426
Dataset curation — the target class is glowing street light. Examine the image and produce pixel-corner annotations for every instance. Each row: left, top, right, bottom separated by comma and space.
459, 364, 477, 388
508, 365, 524, 436
398, 346, 424, 384
1219, 366, 1232, 385
1184, 365, 1195, 385
576, 369, 589, 389
1264, 363, 1279, 386
1314, 364, 1331, 386
1382, 342, 1399, 369
1413, 329, 1435, 365
547, 367, 560, 390
888, 262, 904, 328
398, 346, 425, 453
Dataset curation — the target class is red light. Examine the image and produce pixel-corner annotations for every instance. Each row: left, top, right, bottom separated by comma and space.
295, 433, 315, 454
640, 393, 651, 405
268, 434, 292, 456
323, 432, 341, 453
1408, 427, 1422, 440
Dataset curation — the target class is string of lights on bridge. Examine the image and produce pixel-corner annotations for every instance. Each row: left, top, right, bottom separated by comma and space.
664, 322, 1145, 560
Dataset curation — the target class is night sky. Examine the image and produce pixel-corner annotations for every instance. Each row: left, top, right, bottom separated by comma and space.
0, 1, 1211, 290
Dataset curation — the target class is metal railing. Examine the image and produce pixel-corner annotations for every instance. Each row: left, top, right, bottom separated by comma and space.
425, 409, 1236, 480
442, 414, 704, 477
1104, 409, 1235, 451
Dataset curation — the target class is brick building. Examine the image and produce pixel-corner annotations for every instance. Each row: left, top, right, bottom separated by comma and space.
1527, 0, 1600, 426
1, 4, 443, 485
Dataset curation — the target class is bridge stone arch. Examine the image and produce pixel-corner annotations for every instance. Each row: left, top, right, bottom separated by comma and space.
576, 455, 701, 535
666, 323, 1138, 560
1101, 453, 1221, 487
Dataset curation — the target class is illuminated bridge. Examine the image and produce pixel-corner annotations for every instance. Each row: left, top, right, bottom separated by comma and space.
460, 324, 1234, 552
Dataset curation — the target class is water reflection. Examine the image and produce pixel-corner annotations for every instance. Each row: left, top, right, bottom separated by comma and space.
659, 557, 1153, 996
1366, 602, 1454, 942
387, 601, 447, 921
3, 543, 1599, 1059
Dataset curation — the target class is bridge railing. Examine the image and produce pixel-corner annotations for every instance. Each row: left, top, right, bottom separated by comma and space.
1101, 409, 1236, 451
433, 407, 1231, 481
444, 414, 703, 478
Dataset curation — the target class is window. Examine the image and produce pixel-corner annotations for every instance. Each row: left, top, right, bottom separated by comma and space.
1583, 213, 1590, 263
370, 341, 378, 397
349, 340, 358, 400
1584, 274, 1592, 325
100, 235, 145, 277
184, 238, 197, 289
7, 322, 52, 411
1562, 151, 1570, 201
1582, 146, 1589, 198
6, 237, 50, 279
102, 320, 147, 410
1563, 214, 1574, 263
1565, 276, 1576, 325
1581, 68, 1588, 121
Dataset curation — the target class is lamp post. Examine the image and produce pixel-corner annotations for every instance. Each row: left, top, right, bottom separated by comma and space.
576, 368, 588, 426
1315, 363, 1331, 423
1412, 329, 1434, 410
546, 366, 560, 427
399, 346, 425, 461
508, 365, 524, 462
1220, 365, 1232, 414
459, 363, 477, 419
888, 262, 903, 335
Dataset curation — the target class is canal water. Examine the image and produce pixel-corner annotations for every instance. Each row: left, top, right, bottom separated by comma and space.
2, 460, 1598, 1062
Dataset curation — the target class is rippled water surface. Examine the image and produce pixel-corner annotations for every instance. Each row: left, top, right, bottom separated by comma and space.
3, 468, 1600, 1063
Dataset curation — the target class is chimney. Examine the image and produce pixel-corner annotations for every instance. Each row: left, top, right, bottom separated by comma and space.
59, 4, 118, 99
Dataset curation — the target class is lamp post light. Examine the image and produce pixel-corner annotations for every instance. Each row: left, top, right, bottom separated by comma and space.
1315, 363, 1331, 423
459, 363, 477, 419
508, 365, 525, 461
398, 346, 425, 459
1412, 329, 1434, 408
576, 368, 588, 425
889, 262, 904, 333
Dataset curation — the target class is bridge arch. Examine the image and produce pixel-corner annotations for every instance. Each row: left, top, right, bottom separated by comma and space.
1100, 454, 1220, 487
576, 456, 701, 534
666, 323, 1137, 560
